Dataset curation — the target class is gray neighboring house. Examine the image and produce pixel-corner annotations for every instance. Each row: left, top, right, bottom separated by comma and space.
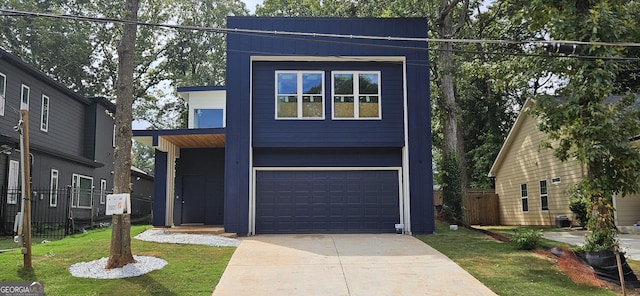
0, 47, 152, 235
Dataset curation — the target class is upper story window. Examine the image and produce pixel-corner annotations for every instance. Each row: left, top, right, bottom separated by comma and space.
21, 84, 30, 110
41, 94, 50, 132
275, 71, 324, 119
0, 72, 6, 116
332, 71, 381, 120
194, 109, 224, 128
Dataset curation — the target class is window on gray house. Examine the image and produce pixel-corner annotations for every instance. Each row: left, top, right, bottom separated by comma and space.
21, 84, 30, 110
50, 169, 58, 207
0, 72, 6, 116
41, 94, 49, 132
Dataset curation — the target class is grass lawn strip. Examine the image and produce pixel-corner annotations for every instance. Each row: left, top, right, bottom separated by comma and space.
419, 222, 616, 296
0, 225, 235, 296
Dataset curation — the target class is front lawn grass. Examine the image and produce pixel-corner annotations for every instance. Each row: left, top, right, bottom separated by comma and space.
418, 222, 616, 296
0, 225, 235, 295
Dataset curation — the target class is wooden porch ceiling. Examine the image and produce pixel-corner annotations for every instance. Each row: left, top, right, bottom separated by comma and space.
162, 134, 225, 148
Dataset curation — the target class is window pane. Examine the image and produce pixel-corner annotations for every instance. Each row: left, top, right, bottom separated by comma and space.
50, 170, 58, 206
194, 109, 224, 128
41, 96, 49, 131
302, 73, 322, 94
100, 179, 107, 204
521, 184, 527, 197
277, 96, 298, 118
277, 73, 297, 94
76, 176, 92, 208
334, 96, 354, 118
334, 74, 353, 95
541, 196, 548, 210
359, 96, 379, 118
539, 180, 548, 195
359, 73, 379, 94
0, 74, 4, 116
21, 85, 29, 110
522, 198, 528, 211
302, 95, 323, 117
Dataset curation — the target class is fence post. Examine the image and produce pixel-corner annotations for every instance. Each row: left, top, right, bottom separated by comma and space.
65, 186, 72, 236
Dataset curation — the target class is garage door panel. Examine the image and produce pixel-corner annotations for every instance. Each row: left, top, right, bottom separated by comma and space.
256, 170, 399, 234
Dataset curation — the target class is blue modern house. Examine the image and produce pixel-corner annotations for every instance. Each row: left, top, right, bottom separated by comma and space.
134, 17, 433, 235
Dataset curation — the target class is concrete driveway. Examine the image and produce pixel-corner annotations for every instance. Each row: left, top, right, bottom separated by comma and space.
212, 234, 496, 296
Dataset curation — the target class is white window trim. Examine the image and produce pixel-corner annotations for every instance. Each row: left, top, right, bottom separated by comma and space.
72, 173, 93, 209
331, 71, 382, 120
113, 125, 116, 148
0, 72, 6, 116
21, 84, 30, 110
40, 94, 49, 132
521, 183, 528, 212
100, 179, 107, 204
274, 70, 325, 120
540, 179, 549, 211
49, 169, 59, 207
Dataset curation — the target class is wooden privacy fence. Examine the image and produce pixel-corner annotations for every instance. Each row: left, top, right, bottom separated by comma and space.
434, 189, 500, 225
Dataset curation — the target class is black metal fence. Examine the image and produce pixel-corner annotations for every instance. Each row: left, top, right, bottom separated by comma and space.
0, 187, 152, 241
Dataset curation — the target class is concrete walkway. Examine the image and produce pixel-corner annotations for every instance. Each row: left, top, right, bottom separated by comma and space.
212, 234, 496, 296
543, 231, 640, 260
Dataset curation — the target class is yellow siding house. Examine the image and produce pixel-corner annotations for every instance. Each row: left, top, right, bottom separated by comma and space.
488, 99, 640, 227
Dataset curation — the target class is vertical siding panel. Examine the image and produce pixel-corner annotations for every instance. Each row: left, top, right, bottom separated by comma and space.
615, 194, 640, 226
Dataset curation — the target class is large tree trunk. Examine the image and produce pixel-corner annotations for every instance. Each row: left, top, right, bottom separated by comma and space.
436, 1, 468, 191
106, 0, 139, 270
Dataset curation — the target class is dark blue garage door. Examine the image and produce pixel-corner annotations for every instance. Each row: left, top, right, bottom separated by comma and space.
256, 170, 400, 234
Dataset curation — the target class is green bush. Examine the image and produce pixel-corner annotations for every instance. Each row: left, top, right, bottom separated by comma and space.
568, 185, 589, 227
511, 229, 542, 250
439, 154, 463, 222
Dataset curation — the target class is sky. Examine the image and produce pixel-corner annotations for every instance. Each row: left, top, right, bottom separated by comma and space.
243, 0, 264, 13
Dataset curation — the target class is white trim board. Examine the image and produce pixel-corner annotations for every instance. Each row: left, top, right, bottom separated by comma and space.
248, 55, 411, 235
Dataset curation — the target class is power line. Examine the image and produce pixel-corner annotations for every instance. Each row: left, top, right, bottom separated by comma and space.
2, 8, 640, 49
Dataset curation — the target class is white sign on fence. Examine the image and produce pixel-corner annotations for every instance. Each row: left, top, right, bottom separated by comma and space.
105, 194, 131, 215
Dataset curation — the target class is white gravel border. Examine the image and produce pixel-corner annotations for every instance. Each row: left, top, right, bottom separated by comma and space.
134, 229, 240, 247
68, 229, 240, 279
69, 256, 167, 279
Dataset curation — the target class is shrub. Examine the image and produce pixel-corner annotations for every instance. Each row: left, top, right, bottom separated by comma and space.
568, 185, 589, 227
511, 229, 542, 250
439, 154, 463, 222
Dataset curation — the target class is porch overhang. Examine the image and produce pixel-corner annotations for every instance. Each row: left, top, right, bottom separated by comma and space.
133, 128, 226, 150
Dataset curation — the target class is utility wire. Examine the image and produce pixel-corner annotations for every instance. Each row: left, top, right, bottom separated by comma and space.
2, 8, 640, 48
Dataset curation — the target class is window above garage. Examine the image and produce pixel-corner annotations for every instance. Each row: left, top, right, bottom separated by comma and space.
332, 71, 381, 120
275, 71, 324, 120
